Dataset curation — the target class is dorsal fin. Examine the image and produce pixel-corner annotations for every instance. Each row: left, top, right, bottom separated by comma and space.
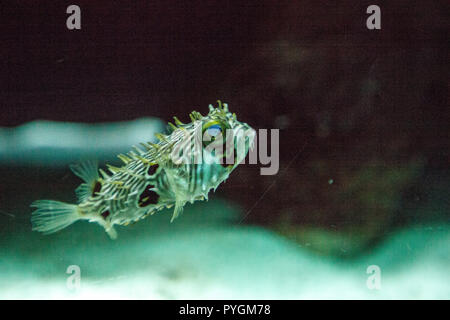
69, 160, 101, 203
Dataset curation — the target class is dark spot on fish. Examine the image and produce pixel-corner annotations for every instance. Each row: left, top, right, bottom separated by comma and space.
92, 181, 102, 195
138, 185, 159, 207
147, 164, 159, 176
101, 210, 110, 219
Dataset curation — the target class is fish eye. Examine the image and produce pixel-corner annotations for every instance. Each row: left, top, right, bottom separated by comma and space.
202, 121, 228, 147
206, 124, 222, 137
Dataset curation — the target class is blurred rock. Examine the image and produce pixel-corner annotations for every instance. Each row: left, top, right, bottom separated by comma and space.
217, 1, 448, 256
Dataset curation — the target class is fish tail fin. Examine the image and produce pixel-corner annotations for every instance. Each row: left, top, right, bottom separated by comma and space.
31, 200, 81, 235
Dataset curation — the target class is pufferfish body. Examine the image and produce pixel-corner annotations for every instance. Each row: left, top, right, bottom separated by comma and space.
31, 101, 255, 239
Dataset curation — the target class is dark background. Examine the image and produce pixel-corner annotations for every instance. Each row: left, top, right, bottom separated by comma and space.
2, 1, 446, 125
1, 1, 448, 256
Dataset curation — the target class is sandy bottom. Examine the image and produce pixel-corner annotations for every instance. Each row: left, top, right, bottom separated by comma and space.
0, 199, 448, 299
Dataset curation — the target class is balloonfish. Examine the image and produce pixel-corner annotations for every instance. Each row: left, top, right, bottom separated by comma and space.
31, 101, 255, 239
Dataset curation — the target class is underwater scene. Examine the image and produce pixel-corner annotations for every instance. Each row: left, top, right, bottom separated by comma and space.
0, 2, 448, 300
